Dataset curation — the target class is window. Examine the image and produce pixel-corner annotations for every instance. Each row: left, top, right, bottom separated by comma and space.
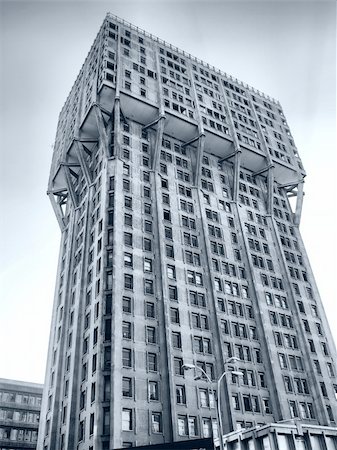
144, 258, 153, 272
176, 385, 186, 404
144, 203, 152, 214
122, 321, 132, 339
89, 413, 94, 435
289, 401, 298, 418
279, 353, 288, 369
148, 353, 158, 372
144, 279, 154, 295
124, 274, 133, 290
263, 398, 272, 414
122, 348, 132, 368
124, 232, 133, 246
188, 417, 198, 436
149, 381, 159, 400
147, 326, 157, 344
146, 302, 155, 318
152, 412, 162, 433
174, 357, 184, 375
143, 186, 151, 198
123, 296, 132, 313
144, 238, 152, 252
327, 362, 335, 377
163, 209, 171, 221
166, 244, 175, 258
165, 227, 173, 239
172, 331, 182, 348
170, 307, 180, 324
122, 409, 133, 431
122, 378, 132, 397
167, 265, 176, 279
169, 285, 178, 301
193, 336, 212, 354
124, 252, 133, 267
178, 416, 188, 436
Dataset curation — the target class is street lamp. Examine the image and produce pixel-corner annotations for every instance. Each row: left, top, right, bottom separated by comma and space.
182, 364, 223, 450
182, 360, 243, 450
217, 357, 243, 448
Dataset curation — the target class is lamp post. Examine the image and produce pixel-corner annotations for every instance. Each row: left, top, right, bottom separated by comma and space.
217, 357, 243, 445
182, 360, 243, 450
182, 363, 224, 450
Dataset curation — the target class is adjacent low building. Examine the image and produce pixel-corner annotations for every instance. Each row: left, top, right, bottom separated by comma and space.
0, 378, 43, 449
217, 421, 337, 450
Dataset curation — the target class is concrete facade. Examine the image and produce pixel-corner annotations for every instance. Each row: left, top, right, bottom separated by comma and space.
39, 13, 337, 450
0, 378, 43, 449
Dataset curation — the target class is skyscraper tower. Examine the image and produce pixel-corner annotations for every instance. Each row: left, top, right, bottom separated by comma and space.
39, 13, 337, 450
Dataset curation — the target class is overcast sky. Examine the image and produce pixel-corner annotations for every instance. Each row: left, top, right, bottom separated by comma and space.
0, 0, 336, 384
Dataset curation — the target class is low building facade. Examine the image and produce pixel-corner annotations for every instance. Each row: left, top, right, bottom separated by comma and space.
0, 378, 43, 449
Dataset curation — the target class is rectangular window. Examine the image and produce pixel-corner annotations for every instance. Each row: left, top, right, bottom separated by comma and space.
149, 380, 159, 400
144, 279, 154, 295
122, 377, 132, 397
124, 274, 133, 290
172, 331, 182, 348
147, 326, 157, 344
151, 412, 162, 433
122, 348, 132, 367
122, 409, 133, 431
148, 352, 158, 372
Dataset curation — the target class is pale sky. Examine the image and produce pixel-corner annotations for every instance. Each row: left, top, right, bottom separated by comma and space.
0, 0, 336, 384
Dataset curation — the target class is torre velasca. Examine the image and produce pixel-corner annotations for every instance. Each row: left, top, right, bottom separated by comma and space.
38, 13, 337, 450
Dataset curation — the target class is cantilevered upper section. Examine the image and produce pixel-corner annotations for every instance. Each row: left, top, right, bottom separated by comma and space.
49, 13, 305, 193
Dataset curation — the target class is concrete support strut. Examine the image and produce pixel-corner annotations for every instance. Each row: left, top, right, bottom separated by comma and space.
94, 104, 109, 157
152, 116, 166, 171
252, 163, 274, 178
267, 165, 275, 214
75, 140, 93, 185
63, 165, 78, 208
293, 180, 304, 226
48, 192, 66, 231
142, 114, 166, 132
113, 97, 121, 159
194, 134, 206, 187
232, 149, 242, 202
182, 133, 203, 149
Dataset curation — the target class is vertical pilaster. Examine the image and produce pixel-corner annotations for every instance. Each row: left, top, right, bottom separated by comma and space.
233, 206, 286, 422
151, 126, 176, 442
185, 60, 205, 187
269, 216, 330, 425
246, 91, 275, 215
194, 188, 233, 434
218, 77, 243, 200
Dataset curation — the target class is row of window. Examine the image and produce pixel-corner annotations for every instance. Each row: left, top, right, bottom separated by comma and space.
232, 393, 271, 415
221, 321, 258, 340
0, 392, 41, 406
0, 409, 39, 423
120, 351, 215, 380
0, 427, 38, 442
